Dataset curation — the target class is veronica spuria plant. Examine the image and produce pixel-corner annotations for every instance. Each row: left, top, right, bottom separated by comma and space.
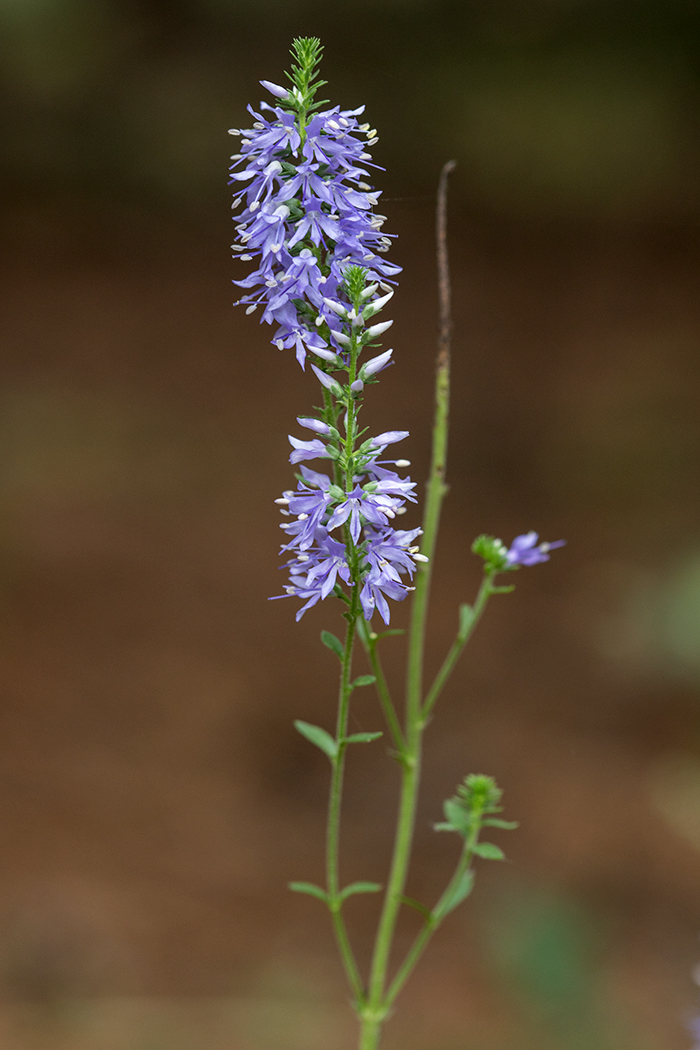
230, 37, 564, 1050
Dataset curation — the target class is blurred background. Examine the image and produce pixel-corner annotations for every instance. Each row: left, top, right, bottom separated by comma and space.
0, 0, 700, 1047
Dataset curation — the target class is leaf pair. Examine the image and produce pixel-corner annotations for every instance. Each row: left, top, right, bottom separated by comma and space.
289, 881, 381, 904
294, 720, 382, 761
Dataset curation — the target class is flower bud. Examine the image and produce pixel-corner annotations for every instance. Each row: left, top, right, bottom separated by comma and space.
365, 319, 394, 339
360, 348, 393, 379
260, 80, 289, 99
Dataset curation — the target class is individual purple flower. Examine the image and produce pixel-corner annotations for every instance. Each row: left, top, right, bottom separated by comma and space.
326, 485, 399, 545
272, 529, 351, 621
359, 527, 423, 623
288, 435, 334, 464
505, 532, 566, 567
279, 469, 335, 551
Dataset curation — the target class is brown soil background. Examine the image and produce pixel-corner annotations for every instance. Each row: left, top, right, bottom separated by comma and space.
0, 3, 700, 1048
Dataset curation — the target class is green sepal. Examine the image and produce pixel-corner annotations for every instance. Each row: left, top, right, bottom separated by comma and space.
459, 602, 475, 637
482, 818, 519, 830
472, 841, 506, 861
399, 896, 433, 922
351, 674, 377, 688
321, 631, 344, 659
338, 881, 382, 902
288, 881, 328, 902
344, 731, 383, 745
294, 720, 338, 761
434, 869, 474, 920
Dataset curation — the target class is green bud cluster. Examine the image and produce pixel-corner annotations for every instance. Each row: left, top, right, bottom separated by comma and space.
471, 534, 511, 574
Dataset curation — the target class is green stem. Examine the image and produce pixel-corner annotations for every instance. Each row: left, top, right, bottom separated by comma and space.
326, 584, 364, 1004
358, 161, 457, 1050
420, 574, 493, 725
384, 814, 481, 1010
356, 617, 405, 755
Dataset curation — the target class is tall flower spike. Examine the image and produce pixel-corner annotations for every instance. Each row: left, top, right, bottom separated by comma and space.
230, 38, 400, 369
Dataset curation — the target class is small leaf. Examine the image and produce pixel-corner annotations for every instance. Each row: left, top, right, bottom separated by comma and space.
288, 881, 328, 902
459, 602, 475, 637
321, 631, 344, 659
443, 799, 471, 831
294, 720, 338, 760
435, 869, 474, 919
482, 818, 519, 830
352, 675, 377, 688
377, 628, 405, 638
399, 895, 433, 922
345, 731, 383, 744
339, 881, 382, 902
472, 841, 505, 861
490, 584, 515, 594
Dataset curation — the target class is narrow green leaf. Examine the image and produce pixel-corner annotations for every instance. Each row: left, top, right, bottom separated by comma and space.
377, 628, 405, 638
345, 731, 383, 744
352, 674, 377, 688
490, 584, 515, 594
294, 720, 338, 760
435, 869, 474, 919
399, 895, 433, 922
321, 631, 344, 659
339, 881, 382, 902
482, 818, 519, 830
472, 841, 505, 861
288, 881, 328, 902
459, 602, 475, 637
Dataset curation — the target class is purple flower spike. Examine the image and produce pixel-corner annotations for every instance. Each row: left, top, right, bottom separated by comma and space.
505, 532, 566, 567
231, 81, 401, 365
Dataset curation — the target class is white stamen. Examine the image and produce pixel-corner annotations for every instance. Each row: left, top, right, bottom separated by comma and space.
245, 304, 257, 314
274, 498, 289, 505
228, 129, 242, 136
395, 459, 411, 467
414, 554, 429, 563
297, 513, 308, 521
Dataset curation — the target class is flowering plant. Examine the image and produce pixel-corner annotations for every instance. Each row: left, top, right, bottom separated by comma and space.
230, 37, 564, 1050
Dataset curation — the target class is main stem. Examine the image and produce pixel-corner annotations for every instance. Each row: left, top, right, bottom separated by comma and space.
327, 585, 364, 1003
327, 319, 366, 1005
358, 161, 457, 1050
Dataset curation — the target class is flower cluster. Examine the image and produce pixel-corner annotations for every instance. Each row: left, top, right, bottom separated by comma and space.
274, 426, 425, 623
232, 39, 422, 624
229, 41, 400, 369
